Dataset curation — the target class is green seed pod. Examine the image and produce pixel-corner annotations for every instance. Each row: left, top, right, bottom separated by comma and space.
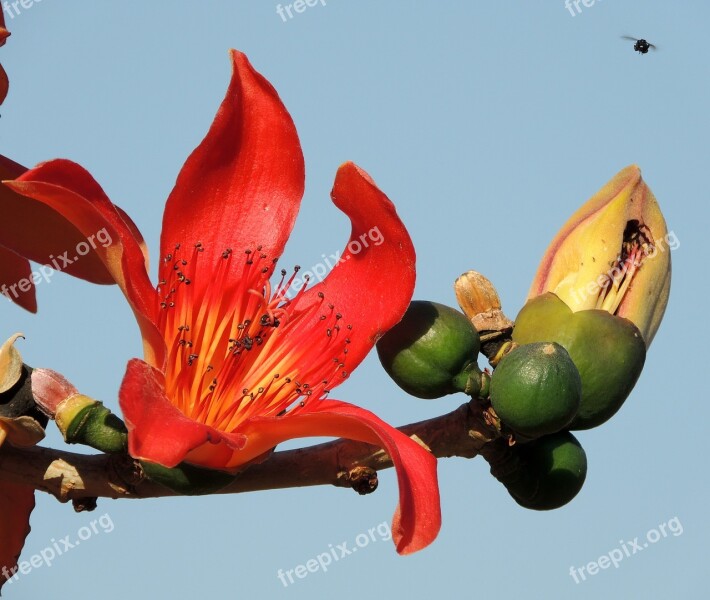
490, 342, 581, 439
376, 301, 481, 399
513, 293, 646, 430
512, 431, 588, 510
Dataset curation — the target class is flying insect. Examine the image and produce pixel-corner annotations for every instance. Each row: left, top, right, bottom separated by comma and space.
621, 36, 657, 54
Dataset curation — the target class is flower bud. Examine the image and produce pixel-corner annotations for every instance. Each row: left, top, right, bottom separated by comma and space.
528, 165, 671, 346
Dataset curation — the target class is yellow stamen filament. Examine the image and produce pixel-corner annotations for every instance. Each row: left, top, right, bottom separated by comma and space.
595, 224, 650, 315
156, 243, 351, 434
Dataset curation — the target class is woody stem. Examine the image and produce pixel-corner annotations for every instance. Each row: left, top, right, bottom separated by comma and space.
0, 400, 500, 505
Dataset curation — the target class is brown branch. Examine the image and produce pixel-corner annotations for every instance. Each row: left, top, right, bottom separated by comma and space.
0, 400, 500, 504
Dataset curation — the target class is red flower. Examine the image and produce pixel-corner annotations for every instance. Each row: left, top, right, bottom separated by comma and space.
4, 51, 440, 554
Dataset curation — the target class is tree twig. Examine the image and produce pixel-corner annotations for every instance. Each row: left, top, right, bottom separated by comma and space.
0, 400, 500, 505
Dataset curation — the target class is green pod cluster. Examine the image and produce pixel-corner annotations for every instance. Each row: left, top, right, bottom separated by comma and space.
376, 301, 482, 399
512, 293, 646, 430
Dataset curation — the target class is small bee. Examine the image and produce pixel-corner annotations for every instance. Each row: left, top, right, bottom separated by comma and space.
621, 36, 657, 54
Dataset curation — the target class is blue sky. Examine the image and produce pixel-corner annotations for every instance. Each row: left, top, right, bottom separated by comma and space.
1, 1, 707, 598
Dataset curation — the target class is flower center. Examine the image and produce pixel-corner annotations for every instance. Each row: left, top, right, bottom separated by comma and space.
156, 243, 351, 433
595, 220, 653, 314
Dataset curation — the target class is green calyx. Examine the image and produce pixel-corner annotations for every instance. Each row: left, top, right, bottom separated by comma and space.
60, 397, 128, 454
140, 461, 239, 496
490, 342, 581, 439
512, 293, 646, 430
376, 300, 482, 399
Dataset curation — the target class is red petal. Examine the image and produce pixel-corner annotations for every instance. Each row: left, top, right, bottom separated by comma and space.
0, 482, 35, 593
119, 363, 440, 553
293, 162, 416, 372
0, 244, 36, 312
0, 63, 7, 106
160, 50, 304, 286
5, 160, 165, 368
0, 10, 7, 43
239, 399, 441, 555
0, 155, 115, 285
119, 359, 246, 468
